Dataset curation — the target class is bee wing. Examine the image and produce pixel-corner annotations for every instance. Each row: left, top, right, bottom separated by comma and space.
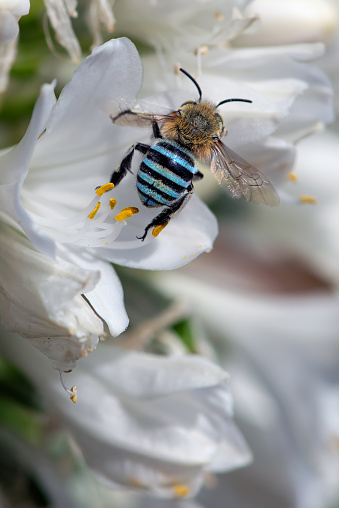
111, 109, 175, 128
210, 141, 280, 207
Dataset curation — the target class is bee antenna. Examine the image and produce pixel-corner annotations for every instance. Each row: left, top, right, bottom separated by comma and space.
217, 98, 252, 107
179, 68, 202, 103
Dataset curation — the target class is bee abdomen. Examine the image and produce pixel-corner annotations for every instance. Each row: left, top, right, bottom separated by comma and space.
137, 140, 198, 208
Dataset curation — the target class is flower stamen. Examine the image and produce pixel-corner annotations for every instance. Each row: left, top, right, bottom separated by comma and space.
88, 201, 101, 219
300, 195, 317, 204
173, 484, 190, 497
60, 371, 77, 403
114, 207, 140, 221
31, 184, 139, 248
288, 171, 298, 182
109, 198, 117, 210
96, 182, 115, 196
152, 221, 169, 237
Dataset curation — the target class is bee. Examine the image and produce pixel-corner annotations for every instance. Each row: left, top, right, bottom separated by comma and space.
110, 68, 279, 241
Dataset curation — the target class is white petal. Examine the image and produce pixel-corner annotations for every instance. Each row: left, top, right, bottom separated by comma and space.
95, 194, 219, 270
59, 246, 129, 336
0, 11, 19, 43
29, 38, 143, 212
0, 82, 57, 255
0, 36, 17, 92
85, 347, 229, 398
0, 224, 103, 370
2, 336, 250, 497
44, 0, 81, 63
42, 37, 142, 140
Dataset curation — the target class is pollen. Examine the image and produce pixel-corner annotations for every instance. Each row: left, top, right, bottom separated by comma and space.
60, 372, 78, 403
195, 45, 208, 56
69, 386, 77, 403
300, 195, 317, 204
173, 484, 190, 497
96, 182, 114, 196
109, 198, 117, 210
152, 221, 169, 237
114, 206, 139, 221
214, 12, 224, 21
288, 172, 298, 182
88, 202, 101, 219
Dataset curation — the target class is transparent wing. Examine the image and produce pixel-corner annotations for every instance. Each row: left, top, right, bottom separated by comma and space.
110, 99, 175, 128
210, 141, 280, 206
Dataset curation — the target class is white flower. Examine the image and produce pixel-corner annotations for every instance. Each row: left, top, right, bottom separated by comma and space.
113, 0, 245, 53
43, 0, 115, 61
149, 265, 339, 508
0, 0, 29, 43
0, 0, 29, 92
43, 0, 81, 63
111, 0, 334, 205
0, 37, 217, 370
234, 0, 339, 47
0, 330, 252, 498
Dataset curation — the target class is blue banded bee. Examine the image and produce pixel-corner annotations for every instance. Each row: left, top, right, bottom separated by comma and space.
110, 68, 279, 241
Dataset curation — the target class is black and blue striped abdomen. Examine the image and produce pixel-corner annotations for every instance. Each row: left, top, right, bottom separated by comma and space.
136, 140, 198, 208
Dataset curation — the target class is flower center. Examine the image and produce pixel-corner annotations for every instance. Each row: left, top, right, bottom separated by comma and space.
33, 183, 139, 248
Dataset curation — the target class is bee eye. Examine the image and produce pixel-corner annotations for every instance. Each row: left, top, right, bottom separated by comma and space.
215, 113, 224, 132
180, 100, 197, 107
215, 113, 223, 127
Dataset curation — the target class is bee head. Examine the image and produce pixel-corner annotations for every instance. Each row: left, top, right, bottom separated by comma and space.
179, 68, 253, 138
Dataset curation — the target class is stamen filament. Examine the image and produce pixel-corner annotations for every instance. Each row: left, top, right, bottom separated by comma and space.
60, 371, 77, 403
31, 185, 138, 248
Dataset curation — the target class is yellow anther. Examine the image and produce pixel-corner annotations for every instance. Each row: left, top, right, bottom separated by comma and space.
69, 386, 77, 403
173, 485, 190, 497
128, 477, 147, 488
114, 206, 140, 221
195, 45, 208, 56
300, 195, 317, 204
152, 221, 169, 237
88, 202, 101, 219
109, 198, 117, 210
214, 11, 224, 21
96, 183, 114, 196
288, 172, 298, 183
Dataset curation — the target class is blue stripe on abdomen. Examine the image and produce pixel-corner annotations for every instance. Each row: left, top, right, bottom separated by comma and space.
142, 158, 190, 188
152, 142, 198, 174
136, 181, 176, 207
137, 171, 182, 199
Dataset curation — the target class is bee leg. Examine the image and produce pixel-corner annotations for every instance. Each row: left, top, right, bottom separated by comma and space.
152, 121, 162, 139
110, 143, 150, 186
192, 170, 204, 181
137, 185, 194, 241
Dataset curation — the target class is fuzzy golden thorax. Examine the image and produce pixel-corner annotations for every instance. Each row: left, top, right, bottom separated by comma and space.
161, 101, 222, 160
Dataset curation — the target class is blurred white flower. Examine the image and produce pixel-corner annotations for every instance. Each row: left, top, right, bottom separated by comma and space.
234, 0, 339, 46
0, 330, 252, 498
43, 0, 81, 62
0, 0, 29, 92
0, 37, 217, 370
0, 0, 29, 43
149, 260, 339, 508
113, 0, 250, 53
43, 0, 115, 61
216, 0, 339, 288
